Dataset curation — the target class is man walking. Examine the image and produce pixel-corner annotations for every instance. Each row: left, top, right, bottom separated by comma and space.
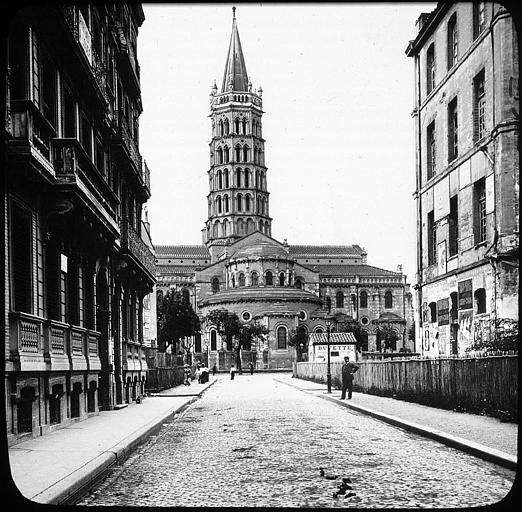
340, 356, 359, 399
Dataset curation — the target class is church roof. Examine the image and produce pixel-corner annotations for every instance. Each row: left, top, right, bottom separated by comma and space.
221, 8, 249, 93
231, 240, 289, 260
309, 332, 357, 345
155, 245, 210, 258
303, 264, 402, 277
289, 245, 364, 257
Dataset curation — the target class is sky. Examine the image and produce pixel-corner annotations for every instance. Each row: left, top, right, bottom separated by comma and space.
138, 2, 436, 284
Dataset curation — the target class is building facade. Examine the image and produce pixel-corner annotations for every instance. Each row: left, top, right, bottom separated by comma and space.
4, 4, 155, 445
406, 3, 518, 356
155, 11, 415, 370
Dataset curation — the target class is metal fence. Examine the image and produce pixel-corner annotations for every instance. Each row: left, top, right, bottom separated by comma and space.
294, 353, 518, 419
146, 366, 185, 392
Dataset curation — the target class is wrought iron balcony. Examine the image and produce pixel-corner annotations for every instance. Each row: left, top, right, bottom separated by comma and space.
120, 218, 156, 280
114, 21, 141, 92
112, 110, 142, 174
142, 159, 151, 196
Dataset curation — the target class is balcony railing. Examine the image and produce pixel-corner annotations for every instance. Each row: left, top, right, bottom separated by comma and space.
9, 100, 56, 163
114, 21, 140, 88
142, 159, 151, 194
112, 111, 142, 174
120, 218, 155, 279
8, 312, 101, 372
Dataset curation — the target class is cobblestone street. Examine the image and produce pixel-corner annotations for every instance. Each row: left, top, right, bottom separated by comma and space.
79, 374, 515, 508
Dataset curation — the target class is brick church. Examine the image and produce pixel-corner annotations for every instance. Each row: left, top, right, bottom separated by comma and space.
155, 9, 414, 369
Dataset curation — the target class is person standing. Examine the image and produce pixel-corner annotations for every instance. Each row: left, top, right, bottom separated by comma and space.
340, 356, 359, 399
183, 364, 191, 386
212, 364, 217, 376
248, 362, 254, 375
230, 364, 236, 380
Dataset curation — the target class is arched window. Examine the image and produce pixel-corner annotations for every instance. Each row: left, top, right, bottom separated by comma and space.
213, 220, 220, 238
262, 197, 266, 214
211, 278, 220, 293
255, 170, 259, 188
182, 289, 190, 303
235, 117, 240, 134
259, 220, 264, 233
237, 194, 242, 212
246, 218, 254, 233
244, 169, 250, 187
242, 118, 247, 134
279, 272, 285, 286
474, 288, 486, 314
295, 277, 302, 289
429, 302, 437, 322
315, 327, 324, 334
243, 146, 249, 162
235, 145, 241, 162
210, 329, 217, 350
222, 219, 228, 236
224, 194, 229, 212
360, 330, 369, 352
256, 196, 261, 213
224, 146, 229, 163
265, 271, 273, 286
217, 196, 222, 214
236, 168, 241, 187
251, 272, 258, 286
237, 218, 244, 234
360, 291, 368, 309
277, 326, 287, 349
224, 169, 229, 188
224, 118, 229, 135
217, 147, 223, 164
219, 120, 224, 136
218, 170, 222, 189
336, 291, 344, 308
326, 296, 332, 313
385, 291, 393, 309
245, 195, 251, 211
231, 274, 235, 288
238, 273, 245, 287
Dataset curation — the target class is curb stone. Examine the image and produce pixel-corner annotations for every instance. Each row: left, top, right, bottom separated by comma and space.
275, 377, 517, 471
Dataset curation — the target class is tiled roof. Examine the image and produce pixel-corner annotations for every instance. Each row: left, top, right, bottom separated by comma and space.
289, 245, 364, 257
309, 332, 357, 344
303, 264, 401, 277
156, 265, 202, 276
155, 245, 210, 258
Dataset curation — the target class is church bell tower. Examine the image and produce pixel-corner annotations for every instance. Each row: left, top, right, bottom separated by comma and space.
202, 7, 272, 261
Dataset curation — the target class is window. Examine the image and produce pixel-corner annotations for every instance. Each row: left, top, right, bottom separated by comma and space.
223, 146, 229, 163
195, 332, 202, 353
450, 292, 458, 322
211, 278, 220, 293
473, 69, 486, 141
277, 326, 287, 349
224, 170, 229, 188
218, 170, 223, 189
62, 85, 76, 137
10, 202, 33, 313
236, 168, 241, 187
245, 195, 250, 211
474, 288, 486, 314
237, 194, 242, 212
295, 278, 302, 289
80, 111, 92, 157
385, 291, 393, 309
427, 210, 437, 265
242, 118, 247, 134
41, 49, 57, 127
224, 195, 229, 213
217, 147, 223, 164
473, 2, 486, 40
224, 118, 229, 135
251, 272, 258, 286
217, 196, 222, 214
360, 291, 368, 309
265, 271, 273, 286
447, 13, 458, 70
448, 97, 458, 161
219, 120, 223, 136
279, 272, 285, 286
474, 178, 487, 243
210, 330, 217, 351
235, 118, 240, 134
429, 302, 437, 322
235, 145, 241, 162
238, 273, 245, 287
448, 195, 459, 256
243, 146, 249, 162
244, 169, 250, 188
427, 121, 436, 179
326, 296, 332, 313
336, 291, 344, 308
426, 43, 435, 94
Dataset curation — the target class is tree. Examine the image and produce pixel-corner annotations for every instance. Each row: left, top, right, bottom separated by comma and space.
336, 318, 366, 350
205, 309, 268, 371
289, 326, 308, 361
157, 290, 200, 356
376, 325, 398, 352
466, 317, 518, 353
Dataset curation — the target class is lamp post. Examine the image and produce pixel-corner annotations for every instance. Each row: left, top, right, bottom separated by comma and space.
204, 343, 209, 367
325, 316, 333, 393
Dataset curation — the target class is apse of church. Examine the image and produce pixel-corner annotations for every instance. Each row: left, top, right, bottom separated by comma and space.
155, 10, 415, 370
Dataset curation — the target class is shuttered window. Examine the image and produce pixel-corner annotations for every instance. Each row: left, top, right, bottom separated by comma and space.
473, 70, 486, 142
11, 202, 33, 313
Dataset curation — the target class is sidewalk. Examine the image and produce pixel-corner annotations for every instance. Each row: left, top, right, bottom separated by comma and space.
275, 374, 518, 470
8, 377, 217, 505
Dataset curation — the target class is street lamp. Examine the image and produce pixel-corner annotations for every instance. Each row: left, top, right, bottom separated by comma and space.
325, 316, 333, 393
204, 343, 209, 367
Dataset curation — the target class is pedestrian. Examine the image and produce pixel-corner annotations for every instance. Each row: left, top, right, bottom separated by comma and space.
248, 362, 254, 375
340, 356, 359, 399
195, 365, 202, 384
230, 364, 236, 380
212, 364, 217, 376
183, 364, 191, 386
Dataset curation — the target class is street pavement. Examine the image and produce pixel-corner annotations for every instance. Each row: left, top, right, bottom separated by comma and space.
77, 373, 515, 508
8, 377, 217, 504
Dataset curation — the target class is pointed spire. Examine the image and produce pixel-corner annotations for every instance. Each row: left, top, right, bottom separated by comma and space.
221, 7, 249, 93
